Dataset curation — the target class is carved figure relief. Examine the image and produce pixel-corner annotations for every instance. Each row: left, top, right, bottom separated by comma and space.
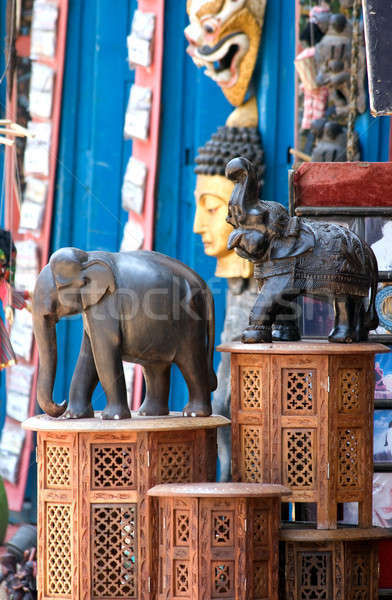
32, 248, 217, 419
295, 2, 366, 162
226, 157, 379, 343
185, 0, 267, 106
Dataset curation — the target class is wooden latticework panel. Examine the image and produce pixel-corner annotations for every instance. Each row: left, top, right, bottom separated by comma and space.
283, 429, 315, 489
174, 510, 191, 546
240, 367, 262, 409
253, 508, 268, 545
158, 443, 193, 483
91, 504, 137, 599
299, 551, 332, 600
174, 560, 190, 596
241, 426, 262, 483
212, 561, 235, 597
46, 444, 71, 488
92, 444, 136, 489
45, 503, 72, 597
350, 552, 370, 599
337, 428, 362, 488
212, 510, 234, 546
282, 370, 315, 414
338, 369, 362, 413
254, 562, 268, 599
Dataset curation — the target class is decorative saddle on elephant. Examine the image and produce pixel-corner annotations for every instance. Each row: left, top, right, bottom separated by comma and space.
254, 217, 374, 298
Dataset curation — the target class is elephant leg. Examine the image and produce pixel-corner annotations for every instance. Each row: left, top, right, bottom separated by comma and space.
329, 296, 363, 343
242, 275, 292, 343
87, 322, 131, 420
177, 353, 212, 417
355, 298, 369, 341
138, 362, 171, 416
65, 331, 97, 418
272, 294, 301, 342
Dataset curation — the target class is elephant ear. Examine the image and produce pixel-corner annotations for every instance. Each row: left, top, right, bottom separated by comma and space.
270, 219, 315, 260
80, 260, 116, 309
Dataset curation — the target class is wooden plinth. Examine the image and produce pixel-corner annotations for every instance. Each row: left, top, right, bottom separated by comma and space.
280, 527, 392, 599
148, 482, 290, 600
23, 412, 229, 600
219, 341, 389, 529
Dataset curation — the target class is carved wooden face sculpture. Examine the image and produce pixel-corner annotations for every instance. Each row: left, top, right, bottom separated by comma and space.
194, 175, 235, 258
193, 174, 252, 278
185, 0, 266, 106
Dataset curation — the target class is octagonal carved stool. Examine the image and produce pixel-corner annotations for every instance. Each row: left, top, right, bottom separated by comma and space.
148, 482, 290, 600
23, 413, 229, 600
219, 341, 389, 529
280, 526, 392, 599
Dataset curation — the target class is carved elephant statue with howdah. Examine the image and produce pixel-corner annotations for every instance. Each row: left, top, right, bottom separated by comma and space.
225, 157, 379, 343
32, 248, 217, 419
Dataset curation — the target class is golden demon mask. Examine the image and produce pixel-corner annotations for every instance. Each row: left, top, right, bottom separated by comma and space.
185, 0, 266, 106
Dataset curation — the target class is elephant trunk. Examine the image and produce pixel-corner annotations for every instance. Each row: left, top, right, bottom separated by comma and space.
225, 156, 261, 226
33, 312, 67, 417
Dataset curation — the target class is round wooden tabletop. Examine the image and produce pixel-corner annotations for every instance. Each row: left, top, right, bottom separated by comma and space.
218, 340, 390, 355
22, 412, 230, 433
147, 482, 291, 498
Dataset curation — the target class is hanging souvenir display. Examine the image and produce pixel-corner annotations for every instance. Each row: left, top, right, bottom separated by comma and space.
294, 0, 365, 163
127, 9, 156, 68
124, 84, 152, 141
121, 156, 147, 214
0, 231, 30, 370
2, 0, 69, 510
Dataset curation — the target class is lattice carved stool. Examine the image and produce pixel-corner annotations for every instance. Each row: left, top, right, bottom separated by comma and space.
280, 527, 392, 599
23, 413, 229, 600
148, 482, 290, 600
219, 341, 389, 529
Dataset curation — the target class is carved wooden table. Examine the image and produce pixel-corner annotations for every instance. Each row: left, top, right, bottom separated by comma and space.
148, 482, 290, 600
23, 413, 229, 600
219, 341, 389, 529
280, 526, 392, 599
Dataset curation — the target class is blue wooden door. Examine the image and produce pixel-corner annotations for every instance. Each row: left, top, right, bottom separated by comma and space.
52, 0, 136, 408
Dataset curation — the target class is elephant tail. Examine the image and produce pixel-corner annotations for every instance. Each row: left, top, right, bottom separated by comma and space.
205, 286, 218, 392
364, 245, 379, 331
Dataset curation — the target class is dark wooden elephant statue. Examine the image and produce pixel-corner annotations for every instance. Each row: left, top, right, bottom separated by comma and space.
32, 248, 217, 419
225, 157, 379, 343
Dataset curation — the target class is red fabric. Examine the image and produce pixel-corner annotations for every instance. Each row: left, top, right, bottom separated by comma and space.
379, 541, 392, 588
294, 162, 392, 207
0, 280, 10, 307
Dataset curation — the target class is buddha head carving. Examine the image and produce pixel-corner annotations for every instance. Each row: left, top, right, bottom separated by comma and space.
193, 108, 264, 278
185, 0, 267, 106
